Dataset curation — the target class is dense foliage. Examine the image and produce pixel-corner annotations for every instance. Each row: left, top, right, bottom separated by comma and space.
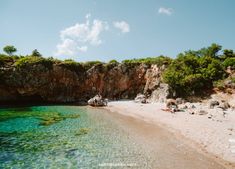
163, 44, 233, 96
3, 45, 17, 56
31, 49, 42, 57
14, 56, 54, 69
223, 58, 235, 69
1, 44, 234, 97
122, 56, 172, 66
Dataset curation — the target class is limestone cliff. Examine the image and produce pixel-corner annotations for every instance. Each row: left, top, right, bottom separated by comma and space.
0, 60, 169, 104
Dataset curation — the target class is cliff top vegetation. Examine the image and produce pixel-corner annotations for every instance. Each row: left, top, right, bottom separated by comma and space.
0, 44, 235, 96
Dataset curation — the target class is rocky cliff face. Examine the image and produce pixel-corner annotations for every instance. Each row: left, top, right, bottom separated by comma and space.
0, 61, 169, 104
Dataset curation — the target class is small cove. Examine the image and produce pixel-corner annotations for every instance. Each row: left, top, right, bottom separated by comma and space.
0, 106, 227, 169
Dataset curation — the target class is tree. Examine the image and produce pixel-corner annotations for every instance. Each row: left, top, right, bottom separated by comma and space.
198, 43, 222, 58
32, 49, 42, 57
223, 49, 234, 58
3, 45, 17, 56
163, 45, 227, 97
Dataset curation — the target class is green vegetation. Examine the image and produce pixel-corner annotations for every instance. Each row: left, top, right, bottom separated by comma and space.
213, 80, 225, 90
0, 108, 80, 126
231, 77, 235, 83
222, 49, 235, 59
0, 54, 14, 66
58, 59, 84, 72
122, 55, 172, 66
108, 59, 119, 64
14, 56, 54, 69
0, 43, 234, 97
3, 45, 17, 56
163, 43, 231, 96
223, 58, 235, 69
31, 49, 42, 57
82, 60, 104, 70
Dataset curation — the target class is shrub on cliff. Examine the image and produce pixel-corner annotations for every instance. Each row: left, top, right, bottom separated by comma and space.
163, 44, 227, 96
108, 60, 119, 64
59, 59, 85, 73
122, 56, 172, 66
3, 45, 17, 56
223, 58, 235, 69
31, 49, 42, 57
0, 54, 14, 66
14, 56, 53, 69
82, 61, 103, 70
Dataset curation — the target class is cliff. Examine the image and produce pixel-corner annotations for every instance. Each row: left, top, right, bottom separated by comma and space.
1, 43, 234, 105
0, 57, 168, 104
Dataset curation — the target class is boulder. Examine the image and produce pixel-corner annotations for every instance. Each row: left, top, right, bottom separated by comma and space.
209, 100, 220, 109
88, 95, 108, 107
176, 98, 185, 105
191, 104, 196, 109
219, 101, 230, 110
134, 94, 147, 103
171, 105, 180, 113
178, 104, 188, 109
166, 99, 178, 108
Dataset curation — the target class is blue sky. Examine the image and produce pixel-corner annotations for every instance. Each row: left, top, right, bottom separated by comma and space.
0, 0, 234, 62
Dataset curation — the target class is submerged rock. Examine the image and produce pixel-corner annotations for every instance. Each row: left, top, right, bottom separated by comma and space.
87, 95, 108, 107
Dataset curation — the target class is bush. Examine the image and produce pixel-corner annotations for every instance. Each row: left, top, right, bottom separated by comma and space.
82, 61, 104, 70
122, 56, 172, 66
108, 59, 119, 64
0, 54, 14, 66
223, 58, 235, 69
59, 59, 84, 72
14, 56, 53, 69
163, 50, 227, 96
213, 80, 225, 90
230, 77, 235, 84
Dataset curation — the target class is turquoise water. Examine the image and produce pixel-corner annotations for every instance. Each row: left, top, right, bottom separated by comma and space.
0, 106, 153, 169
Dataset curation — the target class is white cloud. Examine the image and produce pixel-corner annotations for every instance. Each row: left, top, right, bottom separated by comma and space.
77, 46, 88, 52
55, 39, 77, 57
158, 7, 173, 16
55, 15, 109, 57
113, 21, 130, 33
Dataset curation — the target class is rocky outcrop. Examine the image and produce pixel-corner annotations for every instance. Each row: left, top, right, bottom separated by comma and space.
134, 94, 147, 103
209, 100, 220, 109
0, 62, 170, 104
88, 95, 108, 107
166, 99, 177, 108
143, 65, 170, 102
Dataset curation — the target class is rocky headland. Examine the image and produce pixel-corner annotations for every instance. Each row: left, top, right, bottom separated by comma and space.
0, 56, 171, 104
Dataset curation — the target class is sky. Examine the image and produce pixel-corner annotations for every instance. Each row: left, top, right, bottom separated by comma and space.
0, 0, 235, 62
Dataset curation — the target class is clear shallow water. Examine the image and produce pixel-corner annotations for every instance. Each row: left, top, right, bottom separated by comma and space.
0, 106, 154, 169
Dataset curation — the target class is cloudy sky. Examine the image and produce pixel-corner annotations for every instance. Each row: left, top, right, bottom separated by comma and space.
0, 0, 235, 61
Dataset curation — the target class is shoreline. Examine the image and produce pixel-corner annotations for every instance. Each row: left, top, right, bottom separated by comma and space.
104, 100, 235, 168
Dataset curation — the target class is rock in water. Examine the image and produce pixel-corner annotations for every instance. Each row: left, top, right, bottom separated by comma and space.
134, 94, 147, 103
88, 95, 107, 107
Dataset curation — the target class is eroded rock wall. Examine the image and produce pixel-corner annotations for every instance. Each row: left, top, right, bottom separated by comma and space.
0, 62, 168, 104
